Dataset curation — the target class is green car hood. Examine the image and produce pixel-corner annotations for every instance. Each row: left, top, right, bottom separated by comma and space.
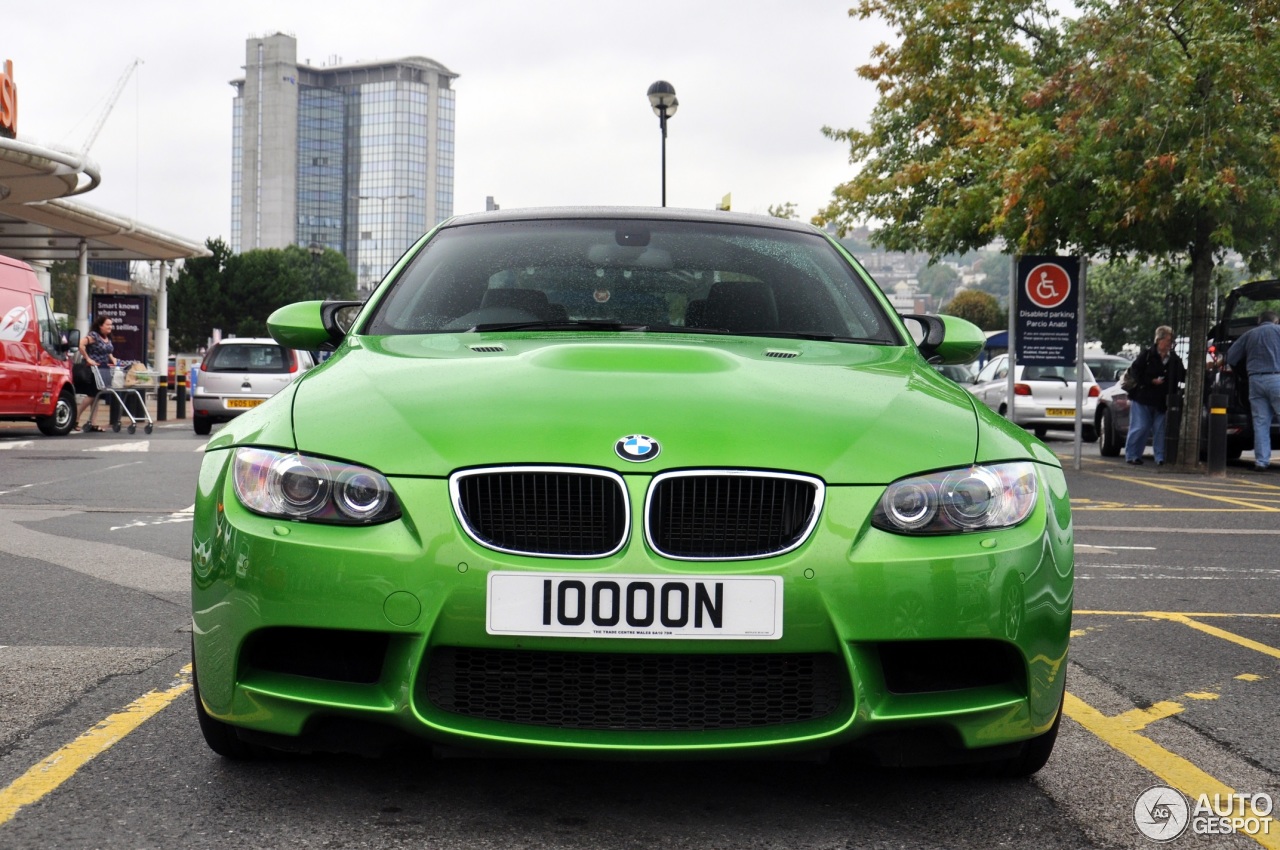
271, 334, 1003, 484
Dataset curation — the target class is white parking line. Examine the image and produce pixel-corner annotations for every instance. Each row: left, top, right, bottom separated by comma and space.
84, 442, 150, 453
0, 441, 34, 450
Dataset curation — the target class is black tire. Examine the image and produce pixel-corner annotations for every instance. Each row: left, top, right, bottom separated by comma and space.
1098, 407, 1122, 457
128, 424, 137, 435
1033, 426, 1047, 440
194, 418, 213, 436
1082, 425, 1097, 443
192, 644, 259, 760
968, 685, 1064, 778
36, 389, 76, 436
145, 424, 154, 434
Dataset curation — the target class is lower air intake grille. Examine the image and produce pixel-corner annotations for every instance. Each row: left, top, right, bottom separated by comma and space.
452, 467, 628, 557
425, 647, 844, 731
648, 472, 822, 559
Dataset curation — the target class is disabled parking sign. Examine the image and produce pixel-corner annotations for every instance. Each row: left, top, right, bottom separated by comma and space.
1015, 255, 1079, 365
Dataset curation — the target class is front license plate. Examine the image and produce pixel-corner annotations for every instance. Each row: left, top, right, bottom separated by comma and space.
227, 398, 263, 409
1046, 408, 1074, 417
487, 572, 783, 640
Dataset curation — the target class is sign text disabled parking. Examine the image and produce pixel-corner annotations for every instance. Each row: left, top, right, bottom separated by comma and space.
1015, 256, 1079, 365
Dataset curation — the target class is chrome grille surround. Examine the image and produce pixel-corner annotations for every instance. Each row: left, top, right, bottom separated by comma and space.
450, 466, 630, 559
644, 470, 825, 561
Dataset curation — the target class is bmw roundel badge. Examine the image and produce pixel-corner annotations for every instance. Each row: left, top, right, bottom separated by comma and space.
615, 434, 660, 462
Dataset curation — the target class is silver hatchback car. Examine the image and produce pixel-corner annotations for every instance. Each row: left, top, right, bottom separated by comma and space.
191, 338, 314, 435
967, 353, 1099, 441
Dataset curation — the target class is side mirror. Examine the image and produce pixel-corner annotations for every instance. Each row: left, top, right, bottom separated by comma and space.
61, 328, 81, 355
901, 313, 985, 364
322, 301, 364, 340
268, 300, 365, 351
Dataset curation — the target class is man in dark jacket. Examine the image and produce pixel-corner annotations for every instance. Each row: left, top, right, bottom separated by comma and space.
1124, 325, 1186, 465
1226, 310, 1280, 471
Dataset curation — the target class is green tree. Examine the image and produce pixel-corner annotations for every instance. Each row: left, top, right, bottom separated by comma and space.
821, 0, 1280, 469
916, 263, 960, 301
169, 239, 356, 351
942, 290, 1005, 331
767, 202, 799, 220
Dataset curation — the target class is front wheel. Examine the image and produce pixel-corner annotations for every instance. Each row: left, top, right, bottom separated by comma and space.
192, 644, 261, 760
194, 418, 212, 436
1098, 408, 1122, 457
968, 684, 1064, 778
36, 390, 77, 436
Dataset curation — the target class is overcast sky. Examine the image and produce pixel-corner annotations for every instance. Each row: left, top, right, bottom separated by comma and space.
9, 1, 890, 246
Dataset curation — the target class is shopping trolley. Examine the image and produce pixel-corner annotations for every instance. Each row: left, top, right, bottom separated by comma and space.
83, 362, 155, 434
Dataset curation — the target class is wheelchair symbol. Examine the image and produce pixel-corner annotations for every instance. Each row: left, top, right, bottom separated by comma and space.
1025, 264, 1071, 308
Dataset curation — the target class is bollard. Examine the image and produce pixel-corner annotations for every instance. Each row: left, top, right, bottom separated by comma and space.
176, 374, 187, 419
1206, 393, 1228, 475
156, 375, 168, 421
1162, 392, 1181, 466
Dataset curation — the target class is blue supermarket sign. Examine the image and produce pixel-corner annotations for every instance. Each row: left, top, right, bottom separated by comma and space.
1015, 256, 1079, 365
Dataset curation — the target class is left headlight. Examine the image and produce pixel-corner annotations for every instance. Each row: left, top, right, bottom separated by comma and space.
871, 461, 1038, 535
232, 447, 401, 525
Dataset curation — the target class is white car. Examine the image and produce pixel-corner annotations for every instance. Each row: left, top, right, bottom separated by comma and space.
968, 353, 1099, 441
191, 338, 314, 435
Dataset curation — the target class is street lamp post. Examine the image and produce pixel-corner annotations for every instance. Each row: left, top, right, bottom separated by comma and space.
646, 81, 678, 207
307, 242, 323, 299
355, 193, 413, 291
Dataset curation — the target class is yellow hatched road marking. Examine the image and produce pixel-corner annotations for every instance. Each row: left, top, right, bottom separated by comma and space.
0, 666, 191, 828
1074, 611, 1280, 659
1113, 700, 1184, 731
1089, 472, 1280, 510
1064, 692, 1279, 850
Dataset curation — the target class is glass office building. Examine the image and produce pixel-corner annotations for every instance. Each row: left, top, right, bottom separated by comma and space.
231, 34, 457, 291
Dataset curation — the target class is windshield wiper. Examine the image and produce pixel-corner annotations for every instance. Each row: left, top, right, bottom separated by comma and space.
468, 319, 649, 332
723, 330, 885, 343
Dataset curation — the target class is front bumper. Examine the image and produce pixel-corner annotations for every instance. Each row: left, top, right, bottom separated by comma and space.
191, 450, 1073, 758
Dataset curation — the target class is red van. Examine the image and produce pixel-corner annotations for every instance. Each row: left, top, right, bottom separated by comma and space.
0, 254, 80, 435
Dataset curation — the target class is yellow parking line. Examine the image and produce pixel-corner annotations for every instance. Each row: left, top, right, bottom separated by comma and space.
1075, 611, 1280, 658
1152, 613, 1280, 660
1076, 610, 1280, 619
1113, 700, 1184, 731
1089, 473, 1280, 511
0, 665, 191, 828
1064, 692, 1279, 850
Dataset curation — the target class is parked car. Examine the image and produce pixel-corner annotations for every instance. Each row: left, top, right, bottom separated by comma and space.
190, 208, 1073, 776
933, 360, 979, 383
968, 353, 1099, 441
1084, 352, 1131, 390
191, 338, 314, 435
1094, 382, 1133, 457
0, 253, 79, 435
1206, 279, 1280, 458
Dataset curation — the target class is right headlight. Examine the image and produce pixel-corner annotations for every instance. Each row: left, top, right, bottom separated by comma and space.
872, 462, 1038, 535
232, 447, 401, 525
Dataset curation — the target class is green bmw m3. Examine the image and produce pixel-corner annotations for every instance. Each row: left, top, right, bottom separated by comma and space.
191, 208, 1072, 775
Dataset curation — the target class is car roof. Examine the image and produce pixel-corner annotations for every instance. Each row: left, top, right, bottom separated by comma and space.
212, 338, 281, 346
439, 206, 821, 235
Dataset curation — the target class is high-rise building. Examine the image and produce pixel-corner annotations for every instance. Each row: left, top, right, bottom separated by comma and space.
231, 33, 457, 290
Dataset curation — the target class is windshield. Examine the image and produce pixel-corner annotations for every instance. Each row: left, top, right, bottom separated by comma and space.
363, 218, 898, 343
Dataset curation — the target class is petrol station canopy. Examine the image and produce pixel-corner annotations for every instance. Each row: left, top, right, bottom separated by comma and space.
0, 136, 209, 264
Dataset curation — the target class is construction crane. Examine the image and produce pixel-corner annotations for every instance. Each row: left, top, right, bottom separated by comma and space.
80, 58, 143, 155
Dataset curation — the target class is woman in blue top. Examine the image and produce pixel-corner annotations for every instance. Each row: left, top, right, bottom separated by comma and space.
75, 315, 117, 430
